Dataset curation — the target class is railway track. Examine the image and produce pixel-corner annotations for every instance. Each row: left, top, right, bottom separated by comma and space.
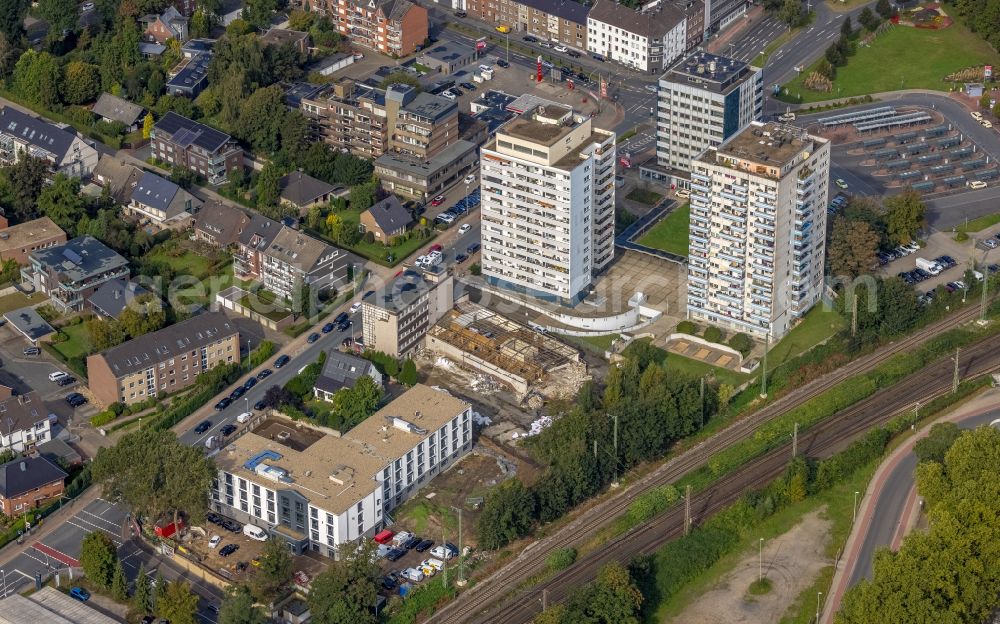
468, 326, 1000, 624
434, 303, 989, 624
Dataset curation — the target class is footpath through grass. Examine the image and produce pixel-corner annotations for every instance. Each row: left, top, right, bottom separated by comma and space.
781, 22, 1000, 103
637, 202, 690, 256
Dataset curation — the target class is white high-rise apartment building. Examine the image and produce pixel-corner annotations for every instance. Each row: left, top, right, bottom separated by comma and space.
480, 104, 616, 303
646, 51, 762, 187
687, 122, 830, 340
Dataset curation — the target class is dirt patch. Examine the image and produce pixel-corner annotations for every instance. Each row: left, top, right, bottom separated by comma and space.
674, 508, 832, 624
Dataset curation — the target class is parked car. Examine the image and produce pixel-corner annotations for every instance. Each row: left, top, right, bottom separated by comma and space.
537, 40, 552, 48
23, 347, 40, 356
194, 420, 213, 434
66, 393, 87, 407
274, 355, 291, 368
592, 53, 606, 61
455, 253, 468, 263
431, 195, 446, 206
70, 587, 90, 601
970, 180, 988, 189
553, 44, 568, 52
467, 242, 481, 254
496, 59, 510, 67
835, 179, 849, 189
386, 547, 407, 561
48, 371, 68, 382
243, 377, 257, 390
431, 544, 457, 559
454, 10, 466, 16
220, 424, 237, 437
350, 302, 363, 314
382, 575, 398, 590
256, 368, 272, 380
219, 544, 239, 557
402, 536, 422, 549
56, 376, 76, 387
567, 50, 581, 58
322, 322, 335, 333
208, 535, 222, 549
460, 81, 477, 91
415, 539, 434, 552
253, 399, 267, 410
522, 35, 538, 43
230, 386, 245, 400
307, 333, 320, 344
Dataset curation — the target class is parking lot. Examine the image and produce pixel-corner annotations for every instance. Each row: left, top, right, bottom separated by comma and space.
192, 512, 272, 582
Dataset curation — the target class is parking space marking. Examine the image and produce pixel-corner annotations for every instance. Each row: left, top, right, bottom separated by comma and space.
80, 508, 125, 531
65, 518, 123, 547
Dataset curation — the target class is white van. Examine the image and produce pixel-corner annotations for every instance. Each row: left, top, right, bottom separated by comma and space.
243, 524, 268, 541
205, 436, 217, 449
237, 412, 252, 423
402, 567, 424, 582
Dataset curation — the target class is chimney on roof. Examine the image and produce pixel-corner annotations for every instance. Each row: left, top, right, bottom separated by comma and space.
19, 461, 26, 471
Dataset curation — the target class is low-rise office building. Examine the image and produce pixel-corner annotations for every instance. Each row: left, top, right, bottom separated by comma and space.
0, 107, 99, 178
0, 217, 66, 266
151, 112, 244, 184
86, 311, 240, 407
361, 272, 453, 357
210, 384, 473, 556
375, 139, 479, 200
21, 236, 130, 313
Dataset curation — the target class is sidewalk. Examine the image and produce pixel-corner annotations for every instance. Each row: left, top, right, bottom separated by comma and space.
705, 5, 766, 54
821, 387, 1000, 623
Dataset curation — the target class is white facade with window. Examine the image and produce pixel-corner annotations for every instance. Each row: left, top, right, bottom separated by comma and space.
585, 1, 688, 73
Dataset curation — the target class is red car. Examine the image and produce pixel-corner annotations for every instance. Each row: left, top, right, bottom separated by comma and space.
373, 529, 394, 544
429, 243, 443, 253
430, 195, 446, 206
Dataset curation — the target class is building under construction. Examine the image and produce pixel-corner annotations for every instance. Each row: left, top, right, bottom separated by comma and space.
425, 302, 585, 398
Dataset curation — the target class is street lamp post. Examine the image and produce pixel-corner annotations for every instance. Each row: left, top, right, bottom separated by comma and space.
1, 568, 5, 598
758, 537, 764, 582
816, 591, 823, 623
853, 491, 860, 524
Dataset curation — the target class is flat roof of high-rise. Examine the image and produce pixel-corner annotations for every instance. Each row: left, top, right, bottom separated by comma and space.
700, 121, 818, 169
661, 51, 754, 94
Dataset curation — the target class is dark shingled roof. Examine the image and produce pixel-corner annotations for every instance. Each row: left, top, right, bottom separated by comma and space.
520, 0, 589, 25
315, 350, 378, 394
279, 171, 336, 207
365, 195, 411, 235
87, 279, 153, 320
194, 200, 251, 246
587, 0, 684, 37
132, 171, 181, 212
0, 456, 66, 500
97, 311, 238, 377
0, 106, 76, 161
91, 93, 145, 127
154, 111, 233, 153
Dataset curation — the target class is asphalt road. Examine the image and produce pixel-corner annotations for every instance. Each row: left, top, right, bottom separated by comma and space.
846, 406, 1000, 587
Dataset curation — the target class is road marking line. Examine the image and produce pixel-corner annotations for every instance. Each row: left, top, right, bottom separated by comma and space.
12, 569, 34, 580
66, 518, 123, 546
80, 508, 124, 530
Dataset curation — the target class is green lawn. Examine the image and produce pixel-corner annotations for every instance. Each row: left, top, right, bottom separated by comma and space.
147, 244, 216, 279
0, 291, 37, 315
664, 351, 749, 387
51, 322, 93, 361
625, 188, 664, 206
781, 22, 1000, 103
309, 208, 436, 266
236, 292, 292, 322
562, 333, 619, 354
637, 203, 690, 256
955, 211, 1000, 235
767, 306, 845, 369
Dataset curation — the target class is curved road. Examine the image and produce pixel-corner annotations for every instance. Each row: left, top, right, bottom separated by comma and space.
822, 391, 1000, 622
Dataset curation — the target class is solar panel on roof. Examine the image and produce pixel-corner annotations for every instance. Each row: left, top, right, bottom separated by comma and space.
171, 127, 200, 149
62, 249, 83, 265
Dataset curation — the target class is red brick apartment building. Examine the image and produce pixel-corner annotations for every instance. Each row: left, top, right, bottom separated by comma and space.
315, 0, 428, 57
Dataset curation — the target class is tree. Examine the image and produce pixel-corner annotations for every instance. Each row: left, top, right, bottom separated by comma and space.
858, 6, 879, 30
37, 174, 86, 233
235, 86, 287, 153
379, 71, 422, 92
80, 532, 118, 589
61, 61, 101, 104
280, 111, 311, 155
841, 15, 854, 37
143, 112, 155, 139
825, 43, 844, 67
241, 0, 278, 30
992, 101, 1000, 120
218, 584, 266, 624
111, 560, 129, 601
255, 162, 282, 207
586, 562, 643, 624
288, 8, 315, 30
0, 0, 28, 43
157, 580, 199, 624
11, 49, 61, 109
133, 563, 153, 614
884, 189, 926, 245
477, 478, 535, 550
307, 541, 380, 624
332, 375, 383, 428
913, 422, 962, 465
153, 573, 168, 610
190, 8, 212, 38
828, 216, 879, 279
817, 58, 836, 80
398, 359, 417, 386
778, 0, 802, 26
37, 0, 78, 39
91, 428, 216, 531
875, 0, 893, 19
7, 154, 50, 221
348, 180, 378, 211
249, 538, 292, 601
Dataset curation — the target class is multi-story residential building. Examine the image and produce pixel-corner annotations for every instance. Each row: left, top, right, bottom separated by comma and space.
587, 0, 696, 73
687, 121, 830, 340
235, 216, 350, 300
193, 200, 251, 247
643, 51, 762, 186
300, 81, 459, 160
362, 273, 453, 357
375, 140, 480, 200
166, 51, 211, 97
151, 112, 244, 184
467, 0, 589, 50
86, 311, 240, 407
313, 350, 383, 402
0, 456, 66, 516
209, 384, 472, 556
314, 0, 428, 57
21, 236, 129, 313
126, 170, 200, 230
0, 107, 98, 178
0, 217, 66, 266
141, 6, 190, 44
0, 387, 52, 453
479, 104, 616, 303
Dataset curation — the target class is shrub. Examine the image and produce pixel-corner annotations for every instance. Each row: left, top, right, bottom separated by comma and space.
90, 411, 117, 427
547, 547, 577, 571
676, 321, 699, 335
703, 326, 723, 343
728, 333, 754, 356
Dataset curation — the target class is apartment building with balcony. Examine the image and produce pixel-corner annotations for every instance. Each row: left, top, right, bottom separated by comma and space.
586, 0, 699, 73
209, 384, 472, 556
466, 0, 589, 50
0, 107, 98, 178
151, 112, 244, 184
687, 121, 830, 340
314, 0, 428, 57
362, 272, 453, 357
643, 50, 762, 186
479, 104, 616, 304
21, 236, 129, 313
86, 311, 239, 407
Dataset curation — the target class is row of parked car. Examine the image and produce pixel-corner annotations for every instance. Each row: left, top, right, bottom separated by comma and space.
374, 529, 460, 587
877, 239, 922, 266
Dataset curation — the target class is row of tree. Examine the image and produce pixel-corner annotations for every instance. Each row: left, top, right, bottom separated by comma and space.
477, 342, 722, 550
836, 426, 1000, 623
827, 190, 927, 280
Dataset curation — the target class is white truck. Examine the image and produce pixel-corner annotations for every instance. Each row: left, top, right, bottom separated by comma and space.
916, 257, 942, 275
